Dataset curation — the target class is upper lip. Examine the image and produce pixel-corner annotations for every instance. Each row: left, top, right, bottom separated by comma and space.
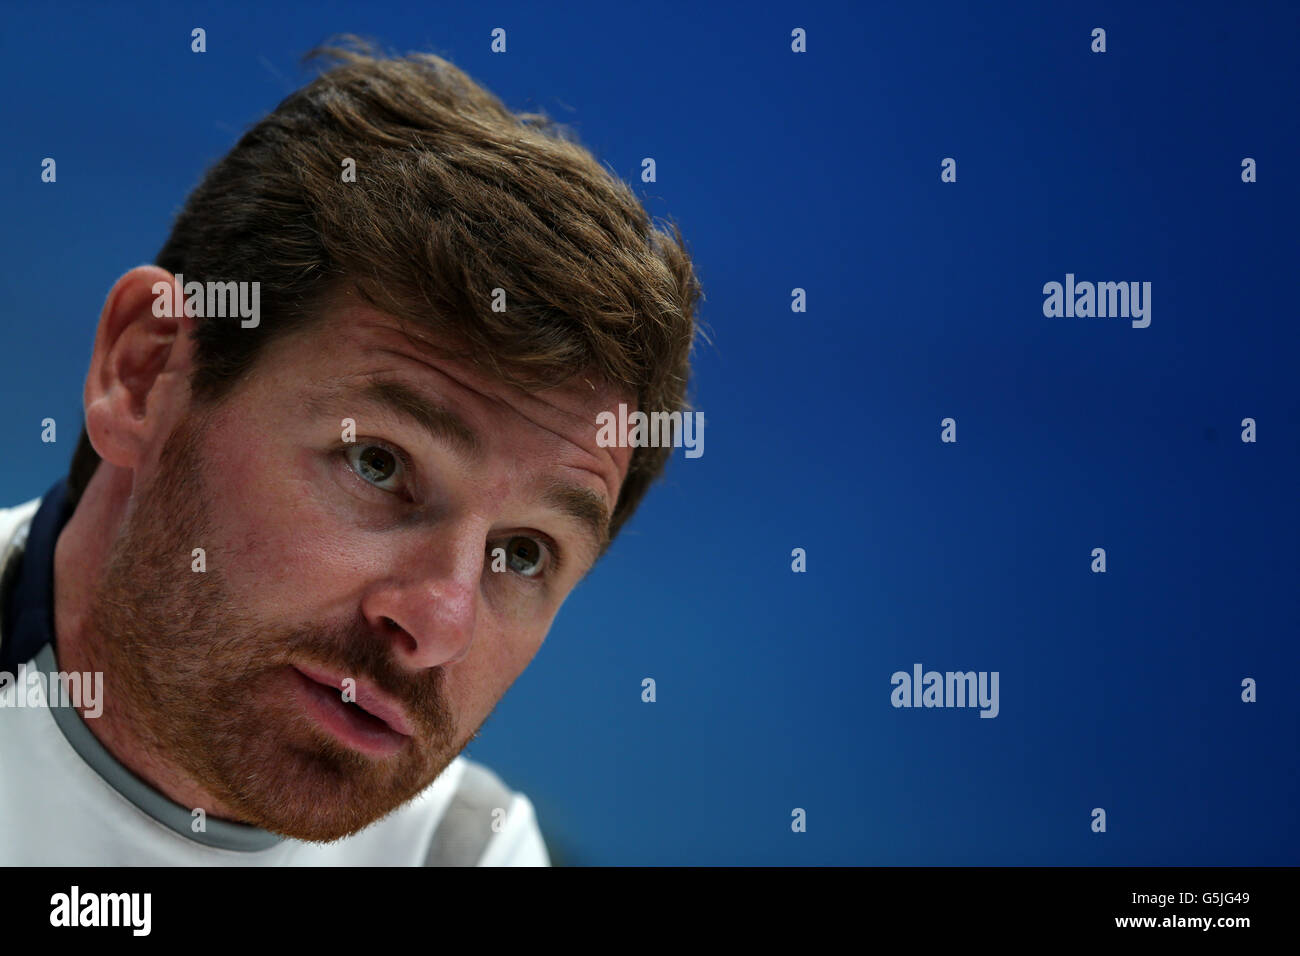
293, 663, 415, 737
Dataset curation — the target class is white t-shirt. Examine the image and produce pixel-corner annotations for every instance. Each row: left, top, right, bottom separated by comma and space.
0, 491, 550, 866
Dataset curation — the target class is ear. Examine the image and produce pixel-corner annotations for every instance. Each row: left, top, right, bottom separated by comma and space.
83, 266, 198, 472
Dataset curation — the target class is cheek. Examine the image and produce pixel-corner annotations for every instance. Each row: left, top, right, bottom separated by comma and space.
450, 625, 545, 716
202, 445, 364, 606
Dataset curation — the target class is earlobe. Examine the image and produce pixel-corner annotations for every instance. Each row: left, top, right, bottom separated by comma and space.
82, 266, 195, 470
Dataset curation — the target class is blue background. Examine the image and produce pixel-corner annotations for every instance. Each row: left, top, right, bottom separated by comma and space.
1, 0, 1296, 865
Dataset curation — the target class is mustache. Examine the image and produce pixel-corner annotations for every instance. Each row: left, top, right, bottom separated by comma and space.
270, 616, 455, 742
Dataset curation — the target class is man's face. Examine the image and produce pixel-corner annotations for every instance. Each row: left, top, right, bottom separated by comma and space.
87, 298, 634, 841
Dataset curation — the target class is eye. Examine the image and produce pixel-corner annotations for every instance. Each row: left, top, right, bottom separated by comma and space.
344, 442, 406, 492
501, 535, 548, 578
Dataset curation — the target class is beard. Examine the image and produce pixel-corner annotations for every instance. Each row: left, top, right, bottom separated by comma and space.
84, 408, 463, 843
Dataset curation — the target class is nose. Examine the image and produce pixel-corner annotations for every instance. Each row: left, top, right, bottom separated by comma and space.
360, 524, 484, 670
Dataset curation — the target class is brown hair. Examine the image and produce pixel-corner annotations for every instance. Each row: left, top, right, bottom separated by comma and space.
68, 36, 702, 542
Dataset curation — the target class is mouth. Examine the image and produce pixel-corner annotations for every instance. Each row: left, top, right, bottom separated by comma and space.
288, 664, 413, 758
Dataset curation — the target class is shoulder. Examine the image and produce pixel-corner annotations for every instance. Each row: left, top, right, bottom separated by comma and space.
424, 755, 551, 867
0, 495, 44, 633
0, 495, 43, 553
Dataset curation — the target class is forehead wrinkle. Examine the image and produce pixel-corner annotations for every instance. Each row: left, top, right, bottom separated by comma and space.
304, 371, 484, 462
374, 342, 602, 443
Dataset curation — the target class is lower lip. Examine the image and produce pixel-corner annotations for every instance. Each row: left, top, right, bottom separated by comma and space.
287, 668, 410, 758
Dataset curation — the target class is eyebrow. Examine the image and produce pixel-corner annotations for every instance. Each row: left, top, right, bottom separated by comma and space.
356, 376, 482, 461
543, 482, 611, 563
312, 373, 612, 565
